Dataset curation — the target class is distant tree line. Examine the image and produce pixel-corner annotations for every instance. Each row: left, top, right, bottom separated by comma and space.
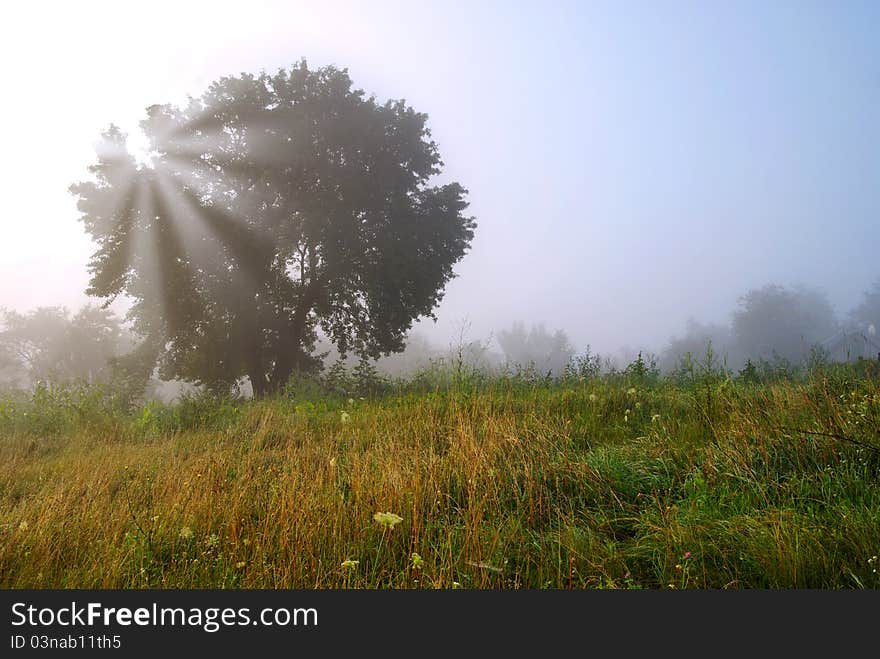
0, 306, 193, 402
367, 278, 880, 381
659, 281, 880, 374
2, 278, 878, 397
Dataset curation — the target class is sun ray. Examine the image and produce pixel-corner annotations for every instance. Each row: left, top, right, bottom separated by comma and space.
125, 173, 176, 341
152, 162, 271, 295
110, 88, 335, 382
81, 175, 138, 302
151, 168, 221, 273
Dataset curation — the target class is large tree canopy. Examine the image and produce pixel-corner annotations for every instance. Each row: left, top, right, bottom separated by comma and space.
71, 62, 476, 396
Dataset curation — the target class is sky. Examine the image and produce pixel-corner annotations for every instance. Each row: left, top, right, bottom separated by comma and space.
1, 0, 878, 357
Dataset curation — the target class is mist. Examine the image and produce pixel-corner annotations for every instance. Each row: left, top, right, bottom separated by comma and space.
2, 1, 879, 396
5, 2, 880, 603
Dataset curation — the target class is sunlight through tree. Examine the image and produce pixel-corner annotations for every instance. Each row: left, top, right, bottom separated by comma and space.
71, 61, 476, 396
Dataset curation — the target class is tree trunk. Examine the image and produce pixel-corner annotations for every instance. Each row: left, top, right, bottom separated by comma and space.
267, 280, 322, 393
250, 371, 269, 398
246, 342, 269, 398
267, 323, 304, 394
268, 359, 295, 395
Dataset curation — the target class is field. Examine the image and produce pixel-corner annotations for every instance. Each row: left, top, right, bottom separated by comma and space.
1, 361, 878, 589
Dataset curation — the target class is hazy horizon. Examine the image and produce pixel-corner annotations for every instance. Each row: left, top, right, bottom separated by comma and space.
3, 0, 878, 360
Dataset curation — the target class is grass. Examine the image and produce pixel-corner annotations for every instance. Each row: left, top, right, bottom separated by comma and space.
0, 364, 878, 589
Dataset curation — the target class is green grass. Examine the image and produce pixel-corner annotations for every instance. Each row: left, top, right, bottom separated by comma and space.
0, 367, 878, 589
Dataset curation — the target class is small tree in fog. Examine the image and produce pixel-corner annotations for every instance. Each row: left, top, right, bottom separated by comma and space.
0, 306, 123, 386
660, 319, 735, 372
496, 322, 574, 376
731, 284, 837, 365
71, 62, 476, 396
851, 278, 880, 335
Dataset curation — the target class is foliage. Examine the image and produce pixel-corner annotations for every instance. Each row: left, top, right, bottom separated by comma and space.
660, 319, 733, 373
851, 277, 880, 333
731, 284, 837, 365
623, 351, 660, 384
70, 61, 475, 396
563, 345, 602, 380
660, 280, 880, 373
496, 322, 574, 377
0, 306, 126, 387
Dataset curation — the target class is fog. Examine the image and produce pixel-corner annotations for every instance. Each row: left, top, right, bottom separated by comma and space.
2, 1, 879, 395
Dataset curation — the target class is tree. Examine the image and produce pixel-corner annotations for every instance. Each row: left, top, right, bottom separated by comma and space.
496, 322, 574, 376
731, 284, 837, 365
0, 305, 124, 387
660, 318, 735, 372
71, 62, 476, 396
851, 277, 880, 334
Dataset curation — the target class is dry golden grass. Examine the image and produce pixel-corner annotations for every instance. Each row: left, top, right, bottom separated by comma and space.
1, 370, 878, 588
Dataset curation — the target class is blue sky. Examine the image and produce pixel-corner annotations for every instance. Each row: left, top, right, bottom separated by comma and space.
2, 0, 877, 356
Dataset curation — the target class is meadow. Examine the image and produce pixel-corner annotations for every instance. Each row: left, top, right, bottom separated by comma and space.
1, 356, 878, 589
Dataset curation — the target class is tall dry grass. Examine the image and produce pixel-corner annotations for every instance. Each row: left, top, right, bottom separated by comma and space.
1, 365, 878, 588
